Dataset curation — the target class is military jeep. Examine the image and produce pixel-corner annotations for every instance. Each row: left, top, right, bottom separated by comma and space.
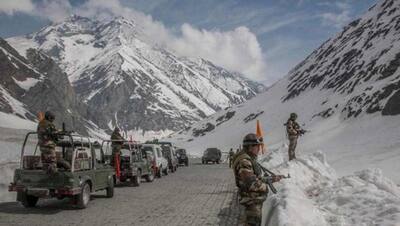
102, 141, 154, 186
8, 132, 115, 209
176, 148, 189, 166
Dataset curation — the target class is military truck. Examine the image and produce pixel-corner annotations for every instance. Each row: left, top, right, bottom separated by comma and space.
202, 148, 222, 164
176, 148, 189, 166
102, 141, 154, 186
101, 140, 154, 186
141, 144, 169, 178
8, 132, 115, 209
133, 144, 155, 183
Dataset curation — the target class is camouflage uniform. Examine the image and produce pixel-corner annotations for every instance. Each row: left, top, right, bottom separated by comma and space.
37, 118, 70, 174
110, 128, 124, 166
232, 149, 268, 226
286, 114, 302, 161
229, 149, 235, 168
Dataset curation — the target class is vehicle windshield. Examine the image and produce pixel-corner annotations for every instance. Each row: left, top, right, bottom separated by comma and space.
141, 146, 153, 153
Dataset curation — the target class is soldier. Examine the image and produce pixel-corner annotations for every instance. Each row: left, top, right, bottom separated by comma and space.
110, 127, 125, 166
37, 111, 70, 174
228, 148, 235, 168
232, 133, 282, 226
286, 112, 305, 161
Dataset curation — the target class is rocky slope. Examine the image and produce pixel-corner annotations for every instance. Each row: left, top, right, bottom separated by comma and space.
0, 38, 92, 134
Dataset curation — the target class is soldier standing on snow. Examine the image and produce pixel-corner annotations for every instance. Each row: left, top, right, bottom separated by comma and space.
37, 111, 70, 174
286, 112, 306, 161
232, 133, 282, 226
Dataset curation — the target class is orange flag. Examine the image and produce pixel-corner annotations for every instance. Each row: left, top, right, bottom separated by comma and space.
256, 120, 266, 154
38, 112, 45, 122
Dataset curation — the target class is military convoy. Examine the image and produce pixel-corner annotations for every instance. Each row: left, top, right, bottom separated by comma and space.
9, 132, 185, 209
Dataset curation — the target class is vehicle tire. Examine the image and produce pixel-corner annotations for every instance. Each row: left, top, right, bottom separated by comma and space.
20, 192, 38, 208
145, 169, 155, 182
216, 160, 220, 164
106, 178, 114, 198
202, 160, 204, 164
75, 182, 91, 209
131, 170, 141, 187
185, 161, 189, 166
163, 167, 168, 175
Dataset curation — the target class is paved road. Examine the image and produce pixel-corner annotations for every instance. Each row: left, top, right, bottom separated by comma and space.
0, 160, 242, 226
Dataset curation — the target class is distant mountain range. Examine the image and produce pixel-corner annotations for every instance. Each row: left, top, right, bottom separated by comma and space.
2, 15, 264, 139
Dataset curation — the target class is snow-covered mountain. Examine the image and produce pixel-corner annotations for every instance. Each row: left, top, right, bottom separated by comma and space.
0, 38, 95, 134
7, 15, 265, 140
168, 0, 400, 183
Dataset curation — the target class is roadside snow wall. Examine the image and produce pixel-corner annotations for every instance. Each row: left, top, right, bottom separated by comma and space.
261, 148, 400, 226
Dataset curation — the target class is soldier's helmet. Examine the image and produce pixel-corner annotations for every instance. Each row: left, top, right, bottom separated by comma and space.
44, 111, 55, 122
290, 112, 297, 119
242, 133, 263, 146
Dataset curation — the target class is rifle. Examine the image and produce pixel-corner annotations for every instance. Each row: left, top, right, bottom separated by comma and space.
256, 162, 290, 194
299, 129, 310, 136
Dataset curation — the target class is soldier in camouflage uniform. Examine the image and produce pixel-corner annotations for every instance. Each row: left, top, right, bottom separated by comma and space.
232, 133, 282, 226
110, 127, 125, 166
37, 111, 70, 174
229, 148, 235, 168
286, 113, 304, 161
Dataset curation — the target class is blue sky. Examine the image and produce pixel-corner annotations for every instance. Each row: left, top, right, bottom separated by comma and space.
0, 0, 377, 84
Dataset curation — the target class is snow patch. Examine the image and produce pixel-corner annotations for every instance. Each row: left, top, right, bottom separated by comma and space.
12, 77, 40, 91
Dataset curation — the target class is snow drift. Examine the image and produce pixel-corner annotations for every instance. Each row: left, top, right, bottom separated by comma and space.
261, 148, 400, 226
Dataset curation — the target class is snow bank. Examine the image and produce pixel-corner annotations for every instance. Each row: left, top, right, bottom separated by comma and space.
0, 112, 36, 130
0, 162, 18, 202
261, 151, 400, 226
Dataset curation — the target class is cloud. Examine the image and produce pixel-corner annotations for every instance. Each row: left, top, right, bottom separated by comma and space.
170, 24, 267, 81
0, 0, 34, 15
255, 16, 302, 35
320, 2, 352, 28
34, 0, 72, 22
1, 0, 267, 81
